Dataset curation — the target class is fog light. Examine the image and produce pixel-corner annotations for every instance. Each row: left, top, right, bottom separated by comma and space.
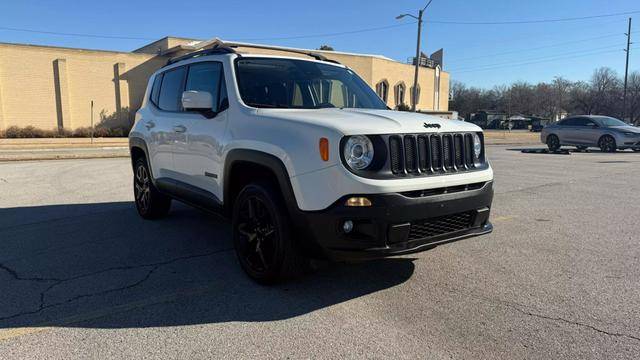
343, 220, 354, 233
345, 197, 372, 207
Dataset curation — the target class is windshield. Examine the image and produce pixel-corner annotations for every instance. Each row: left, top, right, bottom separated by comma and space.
592, 116, 628, 127
235, 58, 388, 110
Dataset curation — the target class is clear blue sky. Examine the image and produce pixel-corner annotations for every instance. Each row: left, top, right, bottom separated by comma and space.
1, 0, 638, 88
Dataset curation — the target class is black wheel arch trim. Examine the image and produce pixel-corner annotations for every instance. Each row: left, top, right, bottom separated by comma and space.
223, 149, 301, 218
129, 137, 155, 185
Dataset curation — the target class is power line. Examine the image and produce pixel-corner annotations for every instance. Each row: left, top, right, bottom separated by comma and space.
449, 44, 626, 72
0, 26, 156, 40
1, 10, 638, 42
453, 47, 637, 75
0, 22, 418, 42
233, 22, 417, 41
426, 10, 640, 25
445, 18, 626, 53
447, 33, 624, 64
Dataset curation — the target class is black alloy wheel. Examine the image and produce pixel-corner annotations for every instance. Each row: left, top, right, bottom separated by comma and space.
598, 135, 617, 153
133, 157, 171, 219
547, 134, 560, 152
232, 182, 305, 284
134, 163, 151, 213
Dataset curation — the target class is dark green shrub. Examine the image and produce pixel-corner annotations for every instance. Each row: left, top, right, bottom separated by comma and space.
396, 103, 412, 112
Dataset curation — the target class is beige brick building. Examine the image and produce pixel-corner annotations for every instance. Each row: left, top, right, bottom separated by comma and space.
0, 37, 449, 132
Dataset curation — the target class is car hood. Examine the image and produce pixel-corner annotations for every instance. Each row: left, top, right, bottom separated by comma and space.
611, 125, 640, 133
256, 108, 481, 135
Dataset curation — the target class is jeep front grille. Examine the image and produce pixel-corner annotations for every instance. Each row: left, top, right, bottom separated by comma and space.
389, 133, 482, 176
408, 211, 474, 241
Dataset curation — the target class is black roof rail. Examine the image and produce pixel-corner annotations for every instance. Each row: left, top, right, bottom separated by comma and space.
223, 41, 340, 64
165, 46, 237, 66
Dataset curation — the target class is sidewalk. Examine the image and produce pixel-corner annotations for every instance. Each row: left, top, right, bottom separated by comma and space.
0, 138, 129, 161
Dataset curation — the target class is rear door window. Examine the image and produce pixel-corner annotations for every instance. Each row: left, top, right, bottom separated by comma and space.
158, 66, 186, 112
572, 118, 589, 127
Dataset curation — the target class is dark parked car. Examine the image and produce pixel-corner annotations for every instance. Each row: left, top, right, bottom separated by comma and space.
541, 115, 640, 152
530, 118, 550, 132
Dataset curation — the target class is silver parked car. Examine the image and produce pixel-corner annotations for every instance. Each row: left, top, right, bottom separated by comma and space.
541, 115, 640, 152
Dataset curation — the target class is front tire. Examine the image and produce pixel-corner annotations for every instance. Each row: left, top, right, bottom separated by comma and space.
133, 157, 171, 219
598, 135, 617, 153
232, 182, 306, 284
547, 134, 560, 152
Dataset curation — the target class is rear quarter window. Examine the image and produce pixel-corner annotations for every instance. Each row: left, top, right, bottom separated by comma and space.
150, 74, 163, 106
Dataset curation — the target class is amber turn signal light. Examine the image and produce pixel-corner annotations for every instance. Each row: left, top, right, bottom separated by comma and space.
345, 197, 372, 207
319, 137, 329, 161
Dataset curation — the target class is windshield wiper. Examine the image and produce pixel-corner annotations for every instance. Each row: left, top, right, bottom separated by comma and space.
246, 102, 290, 109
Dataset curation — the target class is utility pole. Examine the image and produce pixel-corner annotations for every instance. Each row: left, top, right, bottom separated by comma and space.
623, 17, 632, 120
411, 9, 424, 112
396, 0, 434, 112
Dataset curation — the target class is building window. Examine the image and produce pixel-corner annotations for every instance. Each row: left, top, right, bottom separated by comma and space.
410, 84, 421, 107
375, 80, 389, 103
394, 83, 406, 107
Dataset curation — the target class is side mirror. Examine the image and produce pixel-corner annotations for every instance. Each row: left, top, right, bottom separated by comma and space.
182, 91, 216, 117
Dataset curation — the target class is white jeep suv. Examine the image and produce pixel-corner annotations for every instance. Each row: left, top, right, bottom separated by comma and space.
129, 45, 494, 283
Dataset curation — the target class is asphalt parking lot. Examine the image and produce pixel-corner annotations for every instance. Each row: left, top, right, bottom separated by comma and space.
1, 145, 639, 359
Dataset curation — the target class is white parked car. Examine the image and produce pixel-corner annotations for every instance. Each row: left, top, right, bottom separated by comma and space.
129, 44, 494, 283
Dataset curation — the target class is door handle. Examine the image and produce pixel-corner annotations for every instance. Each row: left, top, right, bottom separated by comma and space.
173, 125, 187, 133
144, 121, 155, 129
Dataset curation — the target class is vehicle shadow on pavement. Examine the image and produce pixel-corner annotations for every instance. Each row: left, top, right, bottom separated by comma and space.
0, 201, 415, 330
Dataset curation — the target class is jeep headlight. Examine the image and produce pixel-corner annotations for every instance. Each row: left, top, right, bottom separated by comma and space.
343, 135, 374, 170
473, 133, 482, 159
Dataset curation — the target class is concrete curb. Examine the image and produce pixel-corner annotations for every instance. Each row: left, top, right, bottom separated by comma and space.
0, 153, 129, 162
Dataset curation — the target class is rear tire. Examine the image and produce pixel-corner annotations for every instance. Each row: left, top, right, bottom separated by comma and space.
232, 182, 307, 284
133, 157, 171, 219
547, 134, 560, 152
598, 135, 617, 153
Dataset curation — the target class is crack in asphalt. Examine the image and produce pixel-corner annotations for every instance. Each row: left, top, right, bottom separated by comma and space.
0, 263, 62, 282
497, 181, 567, 195
0, 248, 233, 322
511, 307, 640, 343
445, 287, 640, 344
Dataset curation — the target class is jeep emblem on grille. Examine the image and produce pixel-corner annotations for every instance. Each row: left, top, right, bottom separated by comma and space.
423, 123, 441, 129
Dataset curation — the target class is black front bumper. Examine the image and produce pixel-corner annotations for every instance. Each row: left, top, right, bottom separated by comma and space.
293, 181, 494, 260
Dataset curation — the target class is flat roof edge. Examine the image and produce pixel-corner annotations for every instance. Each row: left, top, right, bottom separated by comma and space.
0, 41, 163, 56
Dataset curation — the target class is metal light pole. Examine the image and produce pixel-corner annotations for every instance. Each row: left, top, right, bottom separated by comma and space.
397, 0, 434, 112
622, 17, 632, 121
90, 100, 94, 144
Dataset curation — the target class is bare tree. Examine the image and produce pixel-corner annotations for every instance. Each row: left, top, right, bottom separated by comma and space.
448, 67, 639, 124
589, 67, 621, 116
627, 71, 640, 124
552, 76, 572, 119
